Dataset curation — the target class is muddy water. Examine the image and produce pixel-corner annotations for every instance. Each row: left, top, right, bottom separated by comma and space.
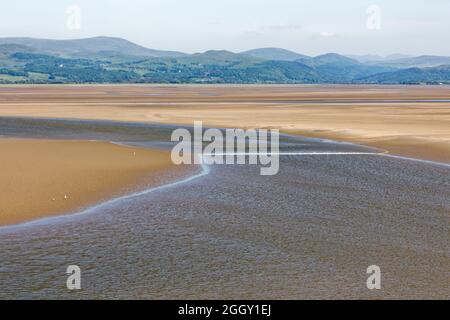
0, 117, 449, 299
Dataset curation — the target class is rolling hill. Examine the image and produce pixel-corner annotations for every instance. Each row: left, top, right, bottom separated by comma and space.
241, 48, 309, 61
348, 54, 414, 63
124, 50, 323, 83
368, 55, 450, 68
0, 36, 449, 84
0, 36, 186, 58
359, 64, 450, 84
296, 53, 397, 82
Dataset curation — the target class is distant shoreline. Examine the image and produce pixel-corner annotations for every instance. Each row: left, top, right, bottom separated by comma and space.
0, 83, 449, 87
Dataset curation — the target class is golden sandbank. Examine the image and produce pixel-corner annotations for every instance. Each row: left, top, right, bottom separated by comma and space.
0, 138, 176, 226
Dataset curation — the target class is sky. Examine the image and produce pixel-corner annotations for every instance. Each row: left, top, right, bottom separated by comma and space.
1, 0, 449, 56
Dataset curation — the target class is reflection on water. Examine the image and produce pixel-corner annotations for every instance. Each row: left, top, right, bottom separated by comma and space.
0, 117, 449, 299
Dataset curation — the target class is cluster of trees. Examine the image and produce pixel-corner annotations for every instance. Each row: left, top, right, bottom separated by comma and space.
2, 51, 450, 84
0, 68, 28, 77
8, 52, 328, 84
140, 60, 325, 84
12, 52, 139, 83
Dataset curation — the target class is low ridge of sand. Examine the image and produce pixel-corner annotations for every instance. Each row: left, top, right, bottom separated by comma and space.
0, 138, 178, 226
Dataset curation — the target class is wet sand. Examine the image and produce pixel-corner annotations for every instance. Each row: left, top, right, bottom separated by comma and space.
0, 85, 449, 163
0, 119, 448, 299
0, 138, 177, 226
0, 86, 449, 299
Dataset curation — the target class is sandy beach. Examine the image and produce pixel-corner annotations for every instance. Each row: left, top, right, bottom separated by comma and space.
0, 138, 176, 226
0, 85, 449, 163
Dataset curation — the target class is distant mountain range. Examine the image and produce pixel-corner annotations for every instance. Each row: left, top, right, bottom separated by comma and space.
0, 36, 449, 84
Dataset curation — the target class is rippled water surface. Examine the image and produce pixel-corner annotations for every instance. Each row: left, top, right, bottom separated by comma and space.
0, 117, 449, 299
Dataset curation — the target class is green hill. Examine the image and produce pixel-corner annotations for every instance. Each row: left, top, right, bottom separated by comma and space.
0, 36, 449, 85
0, 36, 186, 58
241, 48, 309, 61
358, 65, 450, 84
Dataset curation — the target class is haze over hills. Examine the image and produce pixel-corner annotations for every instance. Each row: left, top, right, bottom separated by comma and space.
348, 54, 414, 63
0, 36, 449, 84
367, 55, 450, 68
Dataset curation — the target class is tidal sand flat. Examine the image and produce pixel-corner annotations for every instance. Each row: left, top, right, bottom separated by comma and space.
0, 85, 449, 163
0, 138, 176, 226
0, 88, 449, 299
0, 118, 448, 299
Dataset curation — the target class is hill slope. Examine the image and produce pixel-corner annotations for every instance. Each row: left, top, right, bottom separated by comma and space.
241, 48, 309, 61
359, 65, 450, 84
371, 55, 450, 68
0, 36, 186, 58
297, 53, 397, 82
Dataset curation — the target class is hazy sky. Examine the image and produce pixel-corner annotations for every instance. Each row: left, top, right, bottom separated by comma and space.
1, 0, 449, 56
